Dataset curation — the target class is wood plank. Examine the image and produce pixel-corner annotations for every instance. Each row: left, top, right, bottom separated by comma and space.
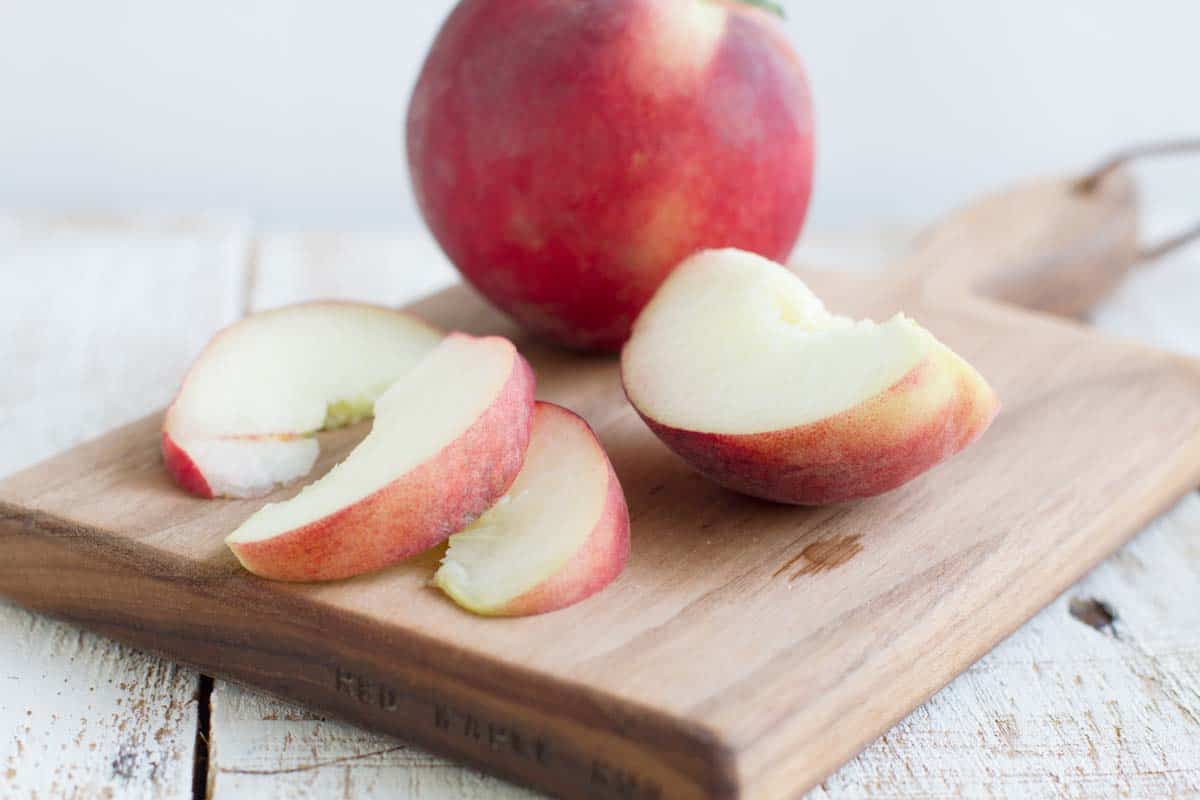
0, 603, 201, 799
0, 213, 248, 475
249, 231, 458, 312
208, 685, 538, 799
0, 212, 250, 799
3, 173, 1200, 798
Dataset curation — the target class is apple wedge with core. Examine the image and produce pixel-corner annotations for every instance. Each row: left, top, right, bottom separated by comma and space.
163, 302, 443, 498
621, 249, 999, 505
434, 402, 630, 617
226, 333, 536, 582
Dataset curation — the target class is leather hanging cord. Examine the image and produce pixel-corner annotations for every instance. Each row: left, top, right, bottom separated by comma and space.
1075, 138, 1200, 263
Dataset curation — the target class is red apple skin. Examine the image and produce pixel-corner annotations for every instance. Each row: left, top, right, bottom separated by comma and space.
407, 0, 814, 351
229, 348, 537, 582
161, 431, 214, 499
493, 405, 631, 617
633, 353, 1000, 506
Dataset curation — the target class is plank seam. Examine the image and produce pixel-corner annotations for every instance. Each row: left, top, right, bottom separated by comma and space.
192, 674, 215, 800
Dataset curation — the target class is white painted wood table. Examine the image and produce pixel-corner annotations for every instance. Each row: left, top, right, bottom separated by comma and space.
2, 213, 1198, 799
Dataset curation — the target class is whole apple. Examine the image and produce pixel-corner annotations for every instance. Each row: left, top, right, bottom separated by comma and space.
407, 0, 814, 351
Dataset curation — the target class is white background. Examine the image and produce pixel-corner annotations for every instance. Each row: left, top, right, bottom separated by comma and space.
2, 0, 1198, 233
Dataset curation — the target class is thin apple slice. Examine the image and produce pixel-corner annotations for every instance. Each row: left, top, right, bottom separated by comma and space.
163, 302, 443, 498
226, 333, 536, 582
434, 402, 630, 617
621, 248, 999, 505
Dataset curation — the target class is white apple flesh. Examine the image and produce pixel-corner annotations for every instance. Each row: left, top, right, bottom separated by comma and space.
434, 402, 630, 616
162, 302, 443, 498
225, 333, 536, 582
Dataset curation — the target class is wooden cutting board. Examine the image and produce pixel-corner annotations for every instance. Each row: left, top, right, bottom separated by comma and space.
3, 169, 1200, 800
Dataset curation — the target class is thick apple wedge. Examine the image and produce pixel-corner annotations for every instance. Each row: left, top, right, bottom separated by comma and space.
621, 249, 999, 505
163, 302, 443, 498
434, 402, 630, 617
226, 334, 536, 582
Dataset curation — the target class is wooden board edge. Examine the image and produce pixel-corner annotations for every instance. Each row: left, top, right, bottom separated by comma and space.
0, 504, 740, 800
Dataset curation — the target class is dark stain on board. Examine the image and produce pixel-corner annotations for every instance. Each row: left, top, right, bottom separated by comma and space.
774, 535, 865, 581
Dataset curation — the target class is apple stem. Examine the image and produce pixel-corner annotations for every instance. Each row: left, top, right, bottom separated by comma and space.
735, 0, 786, 18
1076, 137, 1200, 263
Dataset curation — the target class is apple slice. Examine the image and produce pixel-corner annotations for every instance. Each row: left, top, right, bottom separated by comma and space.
434, 402, 630, 617
621, 248, 999, 505
163, 302, 443, 498
226, 333, 536, 582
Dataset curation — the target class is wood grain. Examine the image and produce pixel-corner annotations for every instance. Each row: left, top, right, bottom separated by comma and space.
809, 493, 1200, 799
249, 231, 458, 313
901, 169, 1139, 316
0, 212, 248, 475
0, 603, 199, 800
0, 212, 249, 799
3, 171, 1200, 798
208, 683, 538, 799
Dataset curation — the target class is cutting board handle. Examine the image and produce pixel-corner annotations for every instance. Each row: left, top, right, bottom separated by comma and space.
899, 166, 1140, 317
